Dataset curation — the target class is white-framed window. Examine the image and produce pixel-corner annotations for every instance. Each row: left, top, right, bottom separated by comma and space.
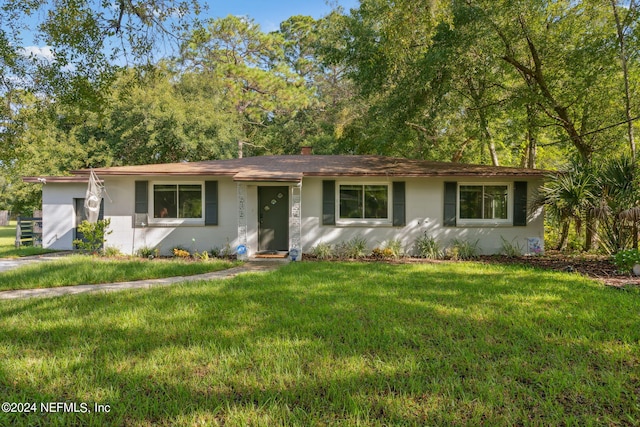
337, 183, 391, 224
150, 182, 204, 222
458, 183, 511, 224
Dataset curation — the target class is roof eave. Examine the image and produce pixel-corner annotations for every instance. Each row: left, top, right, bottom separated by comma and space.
70, 170, 238, 177
22, 176, 95, 183
302, 172, 547, 178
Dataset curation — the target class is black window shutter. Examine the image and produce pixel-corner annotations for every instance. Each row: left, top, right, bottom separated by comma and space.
135, 181, 148, 214
513, 181, 528, 226
443, 182, 457, 227
322, 180, 335, 225
392, 182, 406, 226
205, 181, 218, 225
98, 199, 105, 220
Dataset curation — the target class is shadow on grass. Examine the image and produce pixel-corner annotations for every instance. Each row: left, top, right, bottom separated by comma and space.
0, 262, 639, 425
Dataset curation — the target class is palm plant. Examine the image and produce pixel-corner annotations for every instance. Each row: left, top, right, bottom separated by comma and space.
592, 156, 640, 253
531, 166, 597, 251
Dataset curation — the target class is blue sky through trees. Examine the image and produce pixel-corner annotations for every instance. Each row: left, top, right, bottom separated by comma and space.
16, 0, 359, 63
205, 0, 359, 32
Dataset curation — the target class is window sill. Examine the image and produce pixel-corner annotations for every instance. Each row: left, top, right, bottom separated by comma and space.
456, 220, 513, 228
147, 219, 205, 227
335, 219, 393, 227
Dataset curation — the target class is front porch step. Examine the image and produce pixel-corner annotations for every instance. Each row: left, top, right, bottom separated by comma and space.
254, 251, 289, 259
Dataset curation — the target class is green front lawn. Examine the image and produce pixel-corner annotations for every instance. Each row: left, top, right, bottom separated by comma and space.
0, 255, 239, 291
0, 223, 56, 258
0, 262, 638, 426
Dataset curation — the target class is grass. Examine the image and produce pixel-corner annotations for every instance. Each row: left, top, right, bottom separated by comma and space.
0, 223, 57, 258
0, 261, 638, 426
0, 255, 239, 291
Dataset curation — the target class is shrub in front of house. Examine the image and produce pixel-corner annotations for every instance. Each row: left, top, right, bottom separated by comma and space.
500, 236, 523, 257
103, 246, 124, 257
372, 240, 403, 259
413, 232, 444, 259
371, 247, 396, 259
211, 238, 234, 259
311, 242, 333, 260
193, 250, 210, 260
612, 249, 640, 274
335, 236, 368, 259
137, 246, 160, 259
384, 239, 403, 258
447, 238, 479, 260
73, 219, 112, 255
172, 247, 191, 258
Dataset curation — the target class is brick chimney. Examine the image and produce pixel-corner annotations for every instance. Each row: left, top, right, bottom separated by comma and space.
300, 146, 312, 155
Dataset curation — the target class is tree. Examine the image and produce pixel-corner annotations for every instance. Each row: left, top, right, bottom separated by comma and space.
469, 0, 626, 165
334, 0, 635, 169
180, 16, 314, 157
0, 0, 202, 105
593, 156, 640, 252
610, 0, 639, 160
334, 0, 535, 163
0, 90, 104, 213
94, 65, 241, 165
415, 9, 511, 165
330, 0, 457, 159
272, 13, 361, 154
532, 166, 597, 251
0, 0, 205, 214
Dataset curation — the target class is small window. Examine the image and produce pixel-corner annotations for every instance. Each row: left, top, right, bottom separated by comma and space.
339, 184, 388, 219
459, 185, 508, 220
153, 184, 203, 219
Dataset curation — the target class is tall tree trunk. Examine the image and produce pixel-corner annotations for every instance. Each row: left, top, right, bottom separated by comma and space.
611, 0, 636, 160
452, 138, 471, 163
521, 104, 537, 168
481, 119, 500, 167
585, 211, 598, 252
557, 222, 570, 251
466, 78, 499, 166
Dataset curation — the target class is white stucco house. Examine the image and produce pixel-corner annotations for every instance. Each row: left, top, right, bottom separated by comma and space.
24, 154, 547, 258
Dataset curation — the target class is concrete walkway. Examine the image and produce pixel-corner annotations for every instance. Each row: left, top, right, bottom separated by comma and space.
0, 260, 285, 300
0, 252, 74, 273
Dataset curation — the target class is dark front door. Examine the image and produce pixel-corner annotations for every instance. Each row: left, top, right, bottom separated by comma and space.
258, 186, 289, 252
74, 198, 88, 245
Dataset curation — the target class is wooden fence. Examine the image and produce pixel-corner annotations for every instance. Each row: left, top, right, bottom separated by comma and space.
15, 216, 43, 248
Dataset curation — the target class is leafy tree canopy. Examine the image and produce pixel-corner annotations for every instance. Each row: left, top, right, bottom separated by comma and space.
336, 0, 640, 167
0, 0, 201, 104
